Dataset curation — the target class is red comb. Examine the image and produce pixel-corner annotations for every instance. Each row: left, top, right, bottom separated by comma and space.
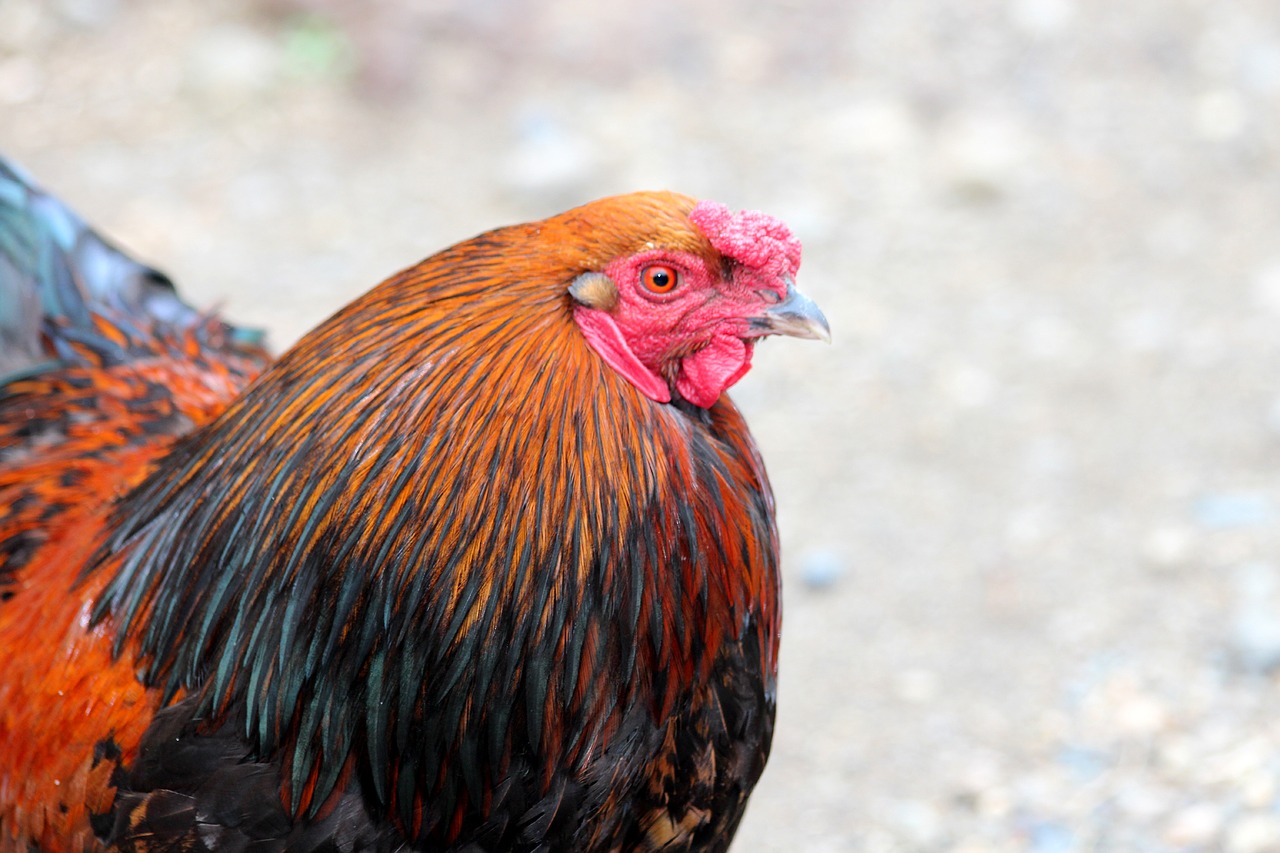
689, 201, 802, 279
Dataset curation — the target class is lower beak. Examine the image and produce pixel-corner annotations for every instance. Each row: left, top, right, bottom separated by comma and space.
755, 280, 831, 343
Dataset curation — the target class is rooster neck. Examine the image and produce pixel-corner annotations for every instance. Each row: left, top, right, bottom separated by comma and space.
92, 233, 780, 845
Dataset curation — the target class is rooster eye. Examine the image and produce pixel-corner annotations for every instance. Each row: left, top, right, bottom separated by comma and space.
641, 265, 679, 294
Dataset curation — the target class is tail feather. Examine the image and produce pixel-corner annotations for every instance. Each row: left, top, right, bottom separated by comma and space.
0, 155, 262, 385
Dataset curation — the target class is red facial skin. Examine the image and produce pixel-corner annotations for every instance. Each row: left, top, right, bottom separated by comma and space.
571, 201, 802, 409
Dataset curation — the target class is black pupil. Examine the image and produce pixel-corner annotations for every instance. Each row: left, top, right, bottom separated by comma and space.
651, 270, 670, 289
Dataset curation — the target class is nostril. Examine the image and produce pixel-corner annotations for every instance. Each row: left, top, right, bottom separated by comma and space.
756, 288, 782, 304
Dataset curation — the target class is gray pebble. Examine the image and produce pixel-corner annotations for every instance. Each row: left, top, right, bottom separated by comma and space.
1230, 563, 1280, 673
798, 548, 848, 590
1192, 493, 1275, 529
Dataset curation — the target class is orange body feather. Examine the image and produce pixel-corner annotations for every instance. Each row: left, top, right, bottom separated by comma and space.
0, 326, 265, 849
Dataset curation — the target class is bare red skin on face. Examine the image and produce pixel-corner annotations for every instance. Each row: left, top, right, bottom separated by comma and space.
573, 202, 801, 408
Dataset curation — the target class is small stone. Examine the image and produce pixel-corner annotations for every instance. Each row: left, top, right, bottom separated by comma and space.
1193, 493, 1274, 529
886, 800, 944, 847
1250, 260, 1280, 315
823, 96, 920, 158
1242, 42, 1280, 93
1021, 314, 1081, 362
1145, 210, 1209, 261
1265, 396, 1280, 436
952, 753, 1003, 805
1056, 745, 1108, 783
1196, 90, 1248, 141
1230, 563, 1280, 673
714, 32, 774, 85
1241, 768, 1276, 808
502, 109, 598, 197
226, 171, 286, 223
1023, 437, 1073, 479
1027, 822, 1076, 853
1156, 737, 1195, 776
935, 112, 1033, 200
1141, 526, 1195, 571
1213, 736, 1270, 781
132, 56, 182, 101
941, 363, 997, 408
1226, 813, 1280, 853
976, 786, 1013, 819
1115, 782, 1173, 820
0, 0, 46, 52
1006, 505, 1052, 551
1115, 308, 1174, 354
1164, 803, 1224, 847
799, 549, 848, 590
1009, 0, 1075, 36
186, 25, 280, 98
0, 57, 41, 105
1115, 693, 1169, 736
56, 0, 117, 28
894, 668, 938, 704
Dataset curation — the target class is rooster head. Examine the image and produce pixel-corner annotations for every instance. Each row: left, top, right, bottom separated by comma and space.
567, 194, 829, 408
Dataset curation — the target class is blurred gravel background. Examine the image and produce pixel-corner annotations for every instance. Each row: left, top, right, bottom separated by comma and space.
8, 1, 1280, 850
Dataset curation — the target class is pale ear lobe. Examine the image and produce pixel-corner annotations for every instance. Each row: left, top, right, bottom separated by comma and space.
568, 272, 619, 311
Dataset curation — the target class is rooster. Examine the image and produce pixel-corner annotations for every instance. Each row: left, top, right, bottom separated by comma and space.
0, 155, 828, 852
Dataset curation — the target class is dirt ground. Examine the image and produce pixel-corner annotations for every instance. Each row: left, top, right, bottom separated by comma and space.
8, 1, 1280, 850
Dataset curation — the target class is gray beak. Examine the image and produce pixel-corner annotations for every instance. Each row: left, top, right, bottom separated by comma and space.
757, 279, 831, 343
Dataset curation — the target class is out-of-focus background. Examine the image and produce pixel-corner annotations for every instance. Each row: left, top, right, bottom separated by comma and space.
7, 0, 1280, 849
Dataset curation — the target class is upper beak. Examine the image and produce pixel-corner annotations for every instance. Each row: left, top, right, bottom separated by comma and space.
755, 279, 831, 343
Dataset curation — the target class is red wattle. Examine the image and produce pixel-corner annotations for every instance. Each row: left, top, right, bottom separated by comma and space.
676, 335, 753, 408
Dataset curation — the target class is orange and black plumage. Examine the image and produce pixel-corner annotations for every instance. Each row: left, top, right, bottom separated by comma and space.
0, 156, 828, 851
